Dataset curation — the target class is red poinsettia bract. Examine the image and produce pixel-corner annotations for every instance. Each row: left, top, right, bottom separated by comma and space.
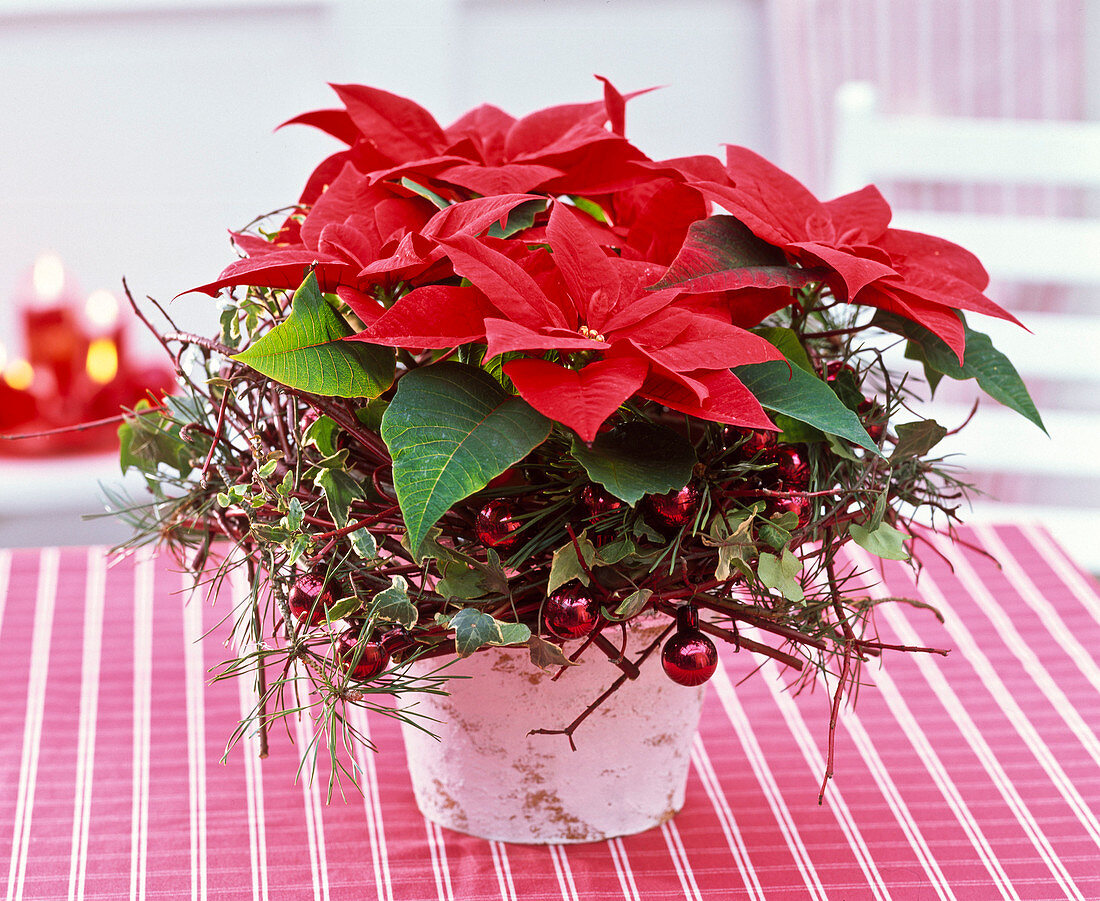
354, 202, 783, 442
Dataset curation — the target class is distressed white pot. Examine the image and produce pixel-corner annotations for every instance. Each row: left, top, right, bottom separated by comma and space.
398, 619, 707, 844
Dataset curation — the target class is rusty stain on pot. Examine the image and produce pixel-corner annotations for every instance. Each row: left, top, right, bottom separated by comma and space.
522, 789, 591, 843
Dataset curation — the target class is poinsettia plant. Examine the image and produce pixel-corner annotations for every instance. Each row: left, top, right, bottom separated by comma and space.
115, 78, 1041, 793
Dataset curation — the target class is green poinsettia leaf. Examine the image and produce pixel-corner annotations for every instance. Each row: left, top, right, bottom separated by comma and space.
232, 273, 395, 398
733, 359, 882, 455
871, 311, 1045, 433
570, 421, 697, 506
849, 521, 910, 561
445, 608, 531, 658
487, 197, 547, 238
753, 327, 815, 373
380, 362, 551, 553
891, 420, 949, 462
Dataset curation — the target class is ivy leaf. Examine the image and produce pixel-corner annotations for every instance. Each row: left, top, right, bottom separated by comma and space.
702, 513, 756, 581
757, 547, 804, 603
891, 420, 948, 462
119, 399, 196, 478
446, 608, 531, 657
548, 531, 597, 593
232, 273, 395, 398
311, 460, 363, 529
380, 362, 551, 553
302, 414, 342, 457
651, 215, 823, 292
612, 588, 653, 619
284, 497, 305, 531
596, 537, 636, 566
849, 521, 910, 561
368, 575, 417, 628
872, 311, 1045, 432
527, 635, 577, 670
570, 421, 697, 506
326, 595, 363, 622
348, 528, 377, 559
734, 359, 881, 454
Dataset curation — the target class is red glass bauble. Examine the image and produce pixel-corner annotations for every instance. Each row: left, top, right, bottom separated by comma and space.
771, 445, 810, 489
287, 571, 339, 627
580, 484, 624, 522
823, 360, 855, 382
337, 629, 390, 681
733, 428, 777, 458
543, 584, 601, 640
770, 494, 810, 528
475, 498, 523, 551
662, 615, 718, 687
643, 483, 701, 532
858, 398, 885, 443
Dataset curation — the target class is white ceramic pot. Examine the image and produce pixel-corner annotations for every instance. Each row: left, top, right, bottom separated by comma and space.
398, 619, 707, 844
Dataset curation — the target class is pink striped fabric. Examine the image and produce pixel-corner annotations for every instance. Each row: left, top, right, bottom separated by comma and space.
3, 526, 1100, 899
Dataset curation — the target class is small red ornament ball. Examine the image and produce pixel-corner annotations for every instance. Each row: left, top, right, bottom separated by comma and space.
858, 398, 885, 443
733, 428, 777, 458
662, 607, 718, 686
643, 483, 701, 531
770, 494, 811, 528
580, 484, 624, 522
336, 629, 390, 681
823, 360, 855, 382
475, 498, 523, 551
770, 445, 810, 489
543, 584, 601, 640
287, 572, 339, 627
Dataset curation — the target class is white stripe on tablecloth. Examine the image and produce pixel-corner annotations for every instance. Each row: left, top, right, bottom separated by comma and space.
427, 822, 454, 901
293, 711, 330, 901
490, 842, 517, 901
607, 837, 640, 901
0, 549, 10, 639
710, 663, 828, 901
661, 821, 703, 901
130, 550, 154, 901
182, 573, 207, 901
690, 735, 763, 901
754, 650, 889, 900
966, 524, 1100, 703
352, 708, 393, 901
548, 844, 579, 901
848, 546, 1082, 900
6, 549, 59, 901
842, 715, 956, 900
4, 547, 56, 901
890, 542, 1100, 846
67, 549, 106, 901
1021, 524, 1100, 624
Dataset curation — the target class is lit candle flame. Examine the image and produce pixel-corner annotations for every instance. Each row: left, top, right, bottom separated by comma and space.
85, 289, 120, 329
86, 338, 119, 385
3, 359, 34, 391
32, 251, 66, 304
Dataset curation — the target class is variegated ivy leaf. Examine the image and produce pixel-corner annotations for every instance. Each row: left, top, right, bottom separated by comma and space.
442, 608, 531, 658
348, 528, 377, 559
368, 575, 417, 628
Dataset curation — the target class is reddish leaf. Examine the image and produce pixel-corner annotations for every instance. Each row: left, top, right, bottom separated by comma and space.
823, 185, 892, 243
353, 285, 495, 348
639, 369, 774, 430
186, 252, 349, 297
483, 319, 603, 361
636, 314, 785, 371
277, 108, 359, 145
444, 104, 516, 159
435, 162, 563, 196
787, 241, 896, 301
330, 83, 446, 160
545, 203, 621, 329
876, 228, 990, 290
503, 356, 648, 443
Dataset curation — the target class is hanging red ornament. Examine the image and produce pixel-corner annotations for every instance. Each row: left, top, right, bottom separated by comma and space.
643, 483, 701, 532
287, 571, 340, 627
475, 498, 523, 551
580, 484, 624, 523
822, 360, 855, 382
543, 584, 601, 640
770, 493, 811, 529
662, 606, 718, 686
733, 427, 778, 459
858, 398, 885, 443
770, 445, 810, 490
336, 628, 390, 680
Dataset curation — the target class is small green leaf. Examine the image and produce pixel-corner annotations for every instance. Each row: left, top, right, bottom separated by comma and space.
613, 588, 653, 619
527, 635, 577, 670
757, 547, 804, 603
400, 177, 450, 210
568, 196, 610, 224
872, 311, 1045, 432
380, 362, 551, 553
257, 458, 279, 479
570, 421, 697, 506
284, 497, 304, 531
302, 414, 342, 457
734, 359, 881, 454
326, 595, 363, 622
216, 492, 232, 508
891, 420, 948, 462
232, 273, 395, 398
596, 537, 636, 566
286, 534, 311, 565
487, 197, 547, 238
348, 528, 377, 559
849, 521, 910, 561
548, 531, 597, 593
312, 463, 363, 529
369, 576, 417, 628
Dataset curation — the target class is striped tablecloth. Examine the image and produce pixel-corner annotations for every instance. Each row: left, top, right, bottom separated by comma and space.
3, 523, 1100, 900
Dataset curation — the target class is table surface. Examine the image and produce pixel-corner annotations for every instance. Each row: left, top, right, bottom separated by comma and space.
2, 523, 1100, 900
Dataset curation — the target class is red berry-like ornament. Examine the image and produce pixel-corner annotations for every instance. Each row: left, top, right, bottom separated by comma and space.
662, 606, 718, 687
580, 484, 624, 522
770, 494, 811, 529
733, 428, 777, 459
287, 571, 339, 627
858, 398, 885, 443
643, 483, 701, 532
543, 584, 601, 640
475, 498, 523, 552
771, 445, 810, 490
336, 628, 390, 681
823, 360, 855, 382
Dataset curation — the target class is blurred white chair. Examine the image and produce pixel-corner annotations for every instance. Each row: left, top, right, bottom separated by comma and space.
831, 82, 1100, 571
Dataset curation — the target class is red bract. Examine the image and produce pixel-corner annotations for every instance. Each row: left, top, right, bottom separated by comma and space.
356, 202, 782, 441
691, 146, 1021, 359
